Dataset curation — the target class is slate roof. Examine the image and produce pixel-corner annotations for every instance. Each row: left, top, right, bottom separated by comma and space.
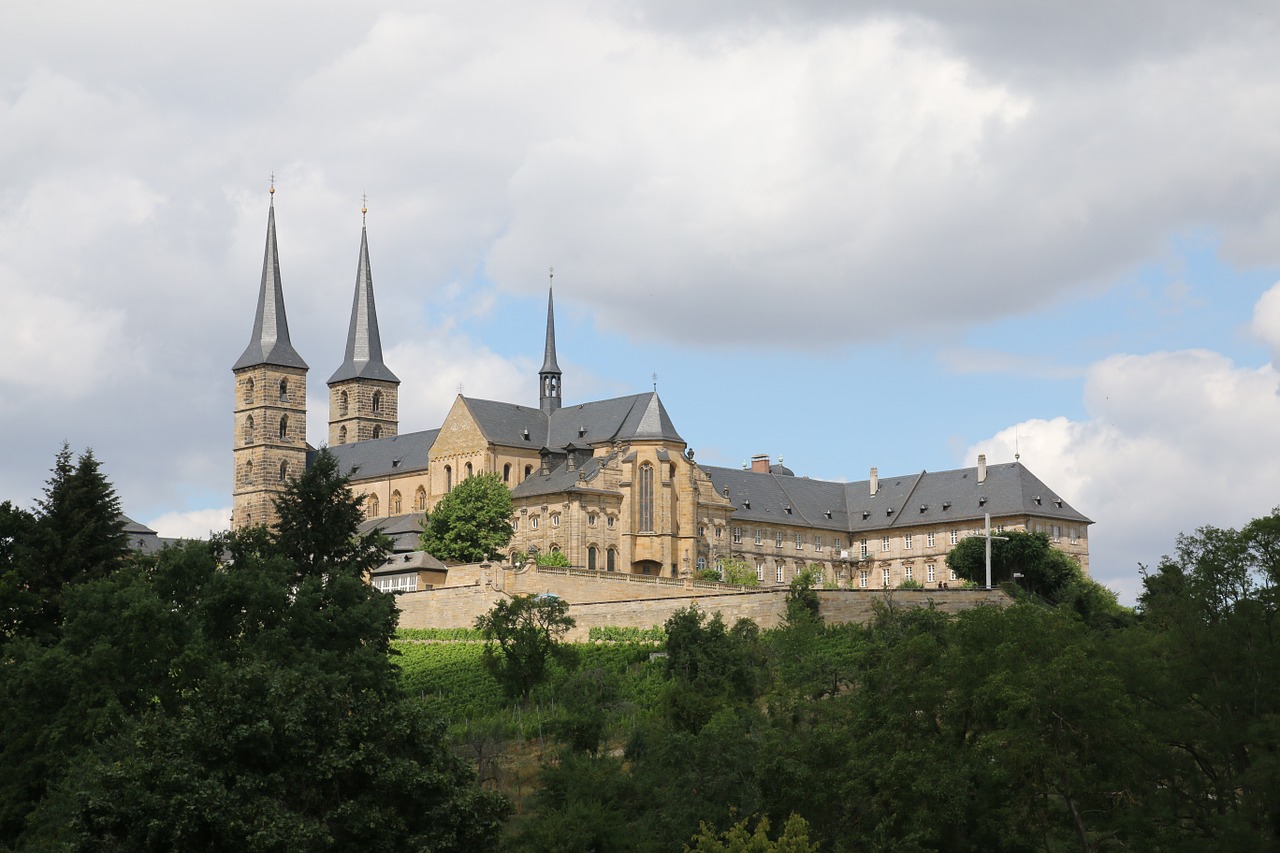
464, 391, 684, 451
120, 515, 185, 554
510, 454, 615, 500
327, 226, 400, 384
319, 429, 439, 480
233, 201, 308, 371
370, 549, 448, 577
540, 287, 561, 374
702, 461, 1091, 534
357, 512, 431, 553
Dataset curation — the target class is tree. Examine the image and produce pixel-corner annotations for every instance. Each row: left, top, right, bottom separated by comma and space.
534, 549, 570, 567
686, 814, 819, 852
945, 529, 1080, 600
721, 558, 758, 587
0, 449, 510, 851
474, 593, 576, 702
420, 472, 513, 562
7, 445, 130, 641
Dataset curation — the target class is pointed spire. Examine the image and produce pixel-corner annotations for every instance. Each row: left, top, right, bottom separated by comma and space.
234, 196, 308, 371
539, 273, 562, 414
327, 218, 399, 385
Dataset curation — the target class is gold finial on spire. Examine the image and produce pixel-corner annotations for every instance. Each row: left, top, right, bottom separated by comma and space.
362, 191, 368, 225
269, 171, 275, 196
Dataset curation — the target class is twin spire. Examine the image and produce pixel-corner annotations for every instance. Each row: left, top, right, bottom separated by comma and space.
239, 189, 562, 408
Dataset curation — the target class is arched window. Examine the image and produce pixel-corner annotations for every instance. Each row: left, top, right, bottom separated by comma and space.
372, 425, 382, 439
278, 415, 288, 440
243, 415, 254, 444
524, 465, 533, 480
638, 464, 654, 532
339, 391, 349, 417
465, 462, 473, 479
278, 461, 288, 482
371, 391, 382, 413
606, 548, 617, 572
367, 494, 379, 518
242, 459, 253, 484
588, 546, 598, 571
279, 378, 288, 401
415, 486, 427, 512
444, 465, 452, 493
503, 463, 511, 483
338, 425, 347, 444
243, 377, 254, 404
390, 490, 402, 514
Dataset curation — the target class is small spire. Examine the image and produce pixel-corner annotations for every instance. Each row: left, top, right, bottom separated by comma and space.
652, 372, 658, 392
539, 272, 562, 414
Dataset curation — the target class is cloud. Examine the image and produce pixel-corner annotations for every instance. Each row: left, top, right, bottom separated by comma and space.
147, 507, 232, 540
967, 340, 1280, 604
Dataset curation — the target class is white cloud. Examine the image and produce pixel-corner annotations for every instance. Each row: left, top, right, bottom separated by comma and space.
147, 507, 232, 540
967, 346, 1280, 604
1249, 280, 1280, 364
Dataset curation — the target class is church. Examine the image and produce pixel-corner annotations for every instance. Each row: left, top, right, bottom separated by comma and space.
232, 194, 1092, 589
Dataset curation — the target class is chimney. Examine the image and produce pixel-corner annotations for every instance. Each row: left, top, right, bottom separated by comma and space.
977, 454, 987, 484
751, 454, 770, 473
870, 467, 878, 496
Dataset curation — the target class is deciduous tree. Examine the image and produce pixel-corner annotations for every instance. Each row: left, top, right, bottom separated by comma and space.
420, 472, 513, 563
474, 593, 576, 703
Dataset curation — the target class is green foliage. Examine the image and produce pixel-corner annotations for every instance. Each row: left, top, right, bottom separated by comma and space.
0, 448, 509, 851
588, 625, 667, 642
2, 445, 129, 641
720, 558, 759, 587
662, 606, 765, 734
686, 814, 819, 852
420, 472, 513, 563
534, 549, 570, 567
946, 528, 1081, 600
896, 578, 924, 589
474, 594, 576, 703
694, 567, 723, 582
783, 568, 821, 628
396, 626, 484, 641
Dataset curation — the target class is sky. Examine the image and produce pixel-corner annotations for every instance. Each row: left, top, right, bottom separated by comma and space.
3, 0, 1279, 604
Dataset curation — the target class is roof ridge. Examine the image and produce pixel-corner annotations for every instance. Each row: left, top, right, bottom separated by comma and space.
886, 470, 927, 528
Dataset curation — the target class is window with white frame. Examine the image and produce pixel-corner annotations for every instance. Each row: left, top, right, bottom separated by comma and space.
950, 529, 958, 545
949, 568, 958, 581
881, 536, 890, 552
795, 533, 803, 550
904, 534, 913, 550
374, 574, 417, 593
882, 567, 891, 587
589, 514, 598, 527
512, 518, 519, 531
608, 516, 616, 529
1052, 525, 1061, 541
754, 528, 763, 546
531, 516, 539, 530
756, 562, 764, 582
697, 556, 707, 572
775, 531, 783, 547
551, 514, 560, 527
776, 562, 784, 583
698, 524, 705, 536
732, 527, 743, 544
927, 564, 936, 583
927, 531, 936, 548
859, 569, 868, 588
905, 565, 913, 581
814, 535, 822, 552
860, 538, 868, 558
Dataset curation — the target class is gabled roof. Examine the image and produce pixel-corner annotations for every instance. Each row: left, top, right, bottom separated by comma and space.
703, 461, 1091, 534
233, 201, 308, 371
358, 513, 431, 554
464, 391, 685, 451
328, 226, 399, 385
319, 429, 439, 480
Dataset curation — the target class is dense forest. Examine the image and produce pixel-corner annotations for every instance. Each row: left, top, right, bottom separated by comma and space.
2, 447, 1276, 851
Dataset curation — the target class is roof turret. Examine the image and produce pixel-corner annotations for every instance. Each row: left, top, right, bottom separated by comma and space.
233, 197, 308, 371
539, 283, 562, 414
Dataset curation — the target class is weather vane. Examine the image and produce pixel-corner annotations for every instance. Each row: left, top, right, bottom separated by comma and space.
362, 191, 368, 225
652, 372, 658, 392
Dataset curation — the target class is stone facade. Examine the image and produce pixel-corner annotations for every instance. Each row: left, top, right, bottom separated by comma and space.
232, 364, 308, 529
328, 379, 398, 446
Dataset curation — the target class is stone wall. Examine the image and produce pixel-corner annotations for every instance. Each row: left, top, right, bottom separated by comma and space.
393, 563, 1011, 640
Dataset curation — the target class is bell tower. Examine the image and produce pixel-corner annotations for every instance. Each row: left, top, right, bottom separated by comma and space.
231, 186, 309, 529
327, 203, 399, 445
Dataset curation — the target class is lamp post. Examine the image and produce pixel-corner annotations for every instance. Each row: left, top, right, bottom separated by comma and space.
984, 513, 1008, 590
